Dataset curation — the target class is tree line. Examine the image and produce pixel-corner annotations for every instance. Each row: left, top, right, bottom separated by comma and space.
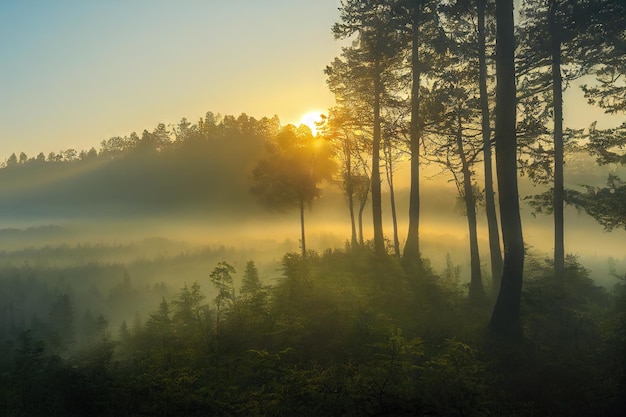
0, 113, 283, 219
2, 113, 281, 167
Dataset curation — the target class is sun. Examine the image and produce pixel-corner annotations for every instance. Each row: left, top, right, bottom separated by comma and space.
299, 111, 325, 135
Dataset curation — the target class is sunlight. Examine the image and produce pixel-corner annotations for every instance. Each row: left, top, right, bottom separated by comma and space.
300, 111, 325, 135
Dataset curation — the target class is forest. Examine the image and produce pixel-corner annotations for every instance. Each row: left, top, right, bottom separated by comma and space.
1, 0, 625, 416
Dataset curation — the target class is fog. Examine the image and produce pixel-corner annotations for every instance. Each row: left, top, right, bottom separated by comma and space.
1, 124, 625, 417
2, 174, 624, 314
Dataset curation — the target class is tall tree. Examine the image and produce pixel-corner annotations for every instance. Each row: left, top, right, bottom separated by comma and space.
424, 58, 486, 303
379, 89, 409, 258
548, 0, 566, 278
521, 0, 566, 278
319, 105, 372, 248
334, 0, 400, 255
517, 0, 614, 278
396, 0, 441, 269
433, 0, 500, 300
402, 0, 425, 266
476, 0, 504, 291
489, 0, 524, 336
382, 122, 404, 258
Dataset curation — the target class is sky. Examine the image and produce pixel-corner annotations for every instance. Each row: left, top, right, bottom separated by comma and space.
0, 0, 622, 161
0, 0, 341, 159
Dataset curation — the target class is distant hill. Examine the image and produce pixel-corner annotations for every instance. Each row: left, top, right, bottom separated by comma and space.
0, 121, 270, 221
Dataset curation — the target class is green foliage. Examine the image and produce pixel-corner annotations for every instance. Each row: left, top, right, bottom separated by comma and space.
240, 260, 261, 297
493, 253, 626, 416
1, 249, 625, 416
236, 260, 270, 331
567, 174, 626, 230
210, 262, 236, 313
419, 339, 490, 417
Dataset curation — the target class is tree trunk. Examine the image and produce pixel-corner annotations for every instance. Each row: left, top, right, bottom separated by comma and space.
403, 4, 422, 267
358, 183, 368, 247
456, 114, 485, 302
489, 0, 525, 337
358, 198, 366, 247
478, 0, 503, 294
550, 0, 565, 279
345, 143, 358, 247
372, 62, 385, 255
300, 197, 306, 258
384, 138, 401, 258
348, 189, 358, 248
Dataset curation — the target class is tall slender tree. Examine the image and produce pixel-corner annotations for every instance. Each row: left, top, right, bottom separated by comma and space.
518, 0, 613, 279
333, 0, 401, 255
569, 0, 626, 232
548, 0, 566, 278
402, 0, 425, 267
382, 117, 404, 258
321, 108, 358, 247
423, 59, 487, 303
489, 0, 524, 336
396, 0, 441, 269
319, 105, 373, 248
325, 53, 376, 248
476, 0, 503, 292
433, 0, 499, 300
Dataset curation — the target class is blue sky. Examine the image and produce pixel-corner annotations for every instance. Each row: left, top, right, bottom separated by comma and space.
0, 0, 341, 158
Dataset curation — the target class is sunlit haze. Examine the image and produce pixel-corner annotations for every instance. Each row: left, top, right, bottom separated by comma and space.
300, 110, 326, 135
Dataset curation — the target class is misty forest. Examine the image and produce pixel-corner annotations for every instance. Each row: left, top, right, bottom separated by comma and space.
2, 0, 626, 416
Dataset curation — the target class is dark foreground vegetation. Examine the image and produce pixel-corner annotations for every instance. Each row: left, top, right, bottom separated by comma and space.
1, 246, 624, 416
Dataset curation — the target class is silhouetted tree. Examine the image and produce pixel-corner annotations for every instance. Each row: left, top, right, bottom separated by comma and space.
489, 0, 524, 337
394, 0, 441, 269
333, 0, 401, 255
475, 0, 503, 291
382, 122, 403, 257
320, 105, 372, 248
240, 260, 262, 298
6, 153, 17, 167
423, 49, 486, 302
251, 125, 334, 257
517, 0, 621, 278
211, 262, 236, 317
